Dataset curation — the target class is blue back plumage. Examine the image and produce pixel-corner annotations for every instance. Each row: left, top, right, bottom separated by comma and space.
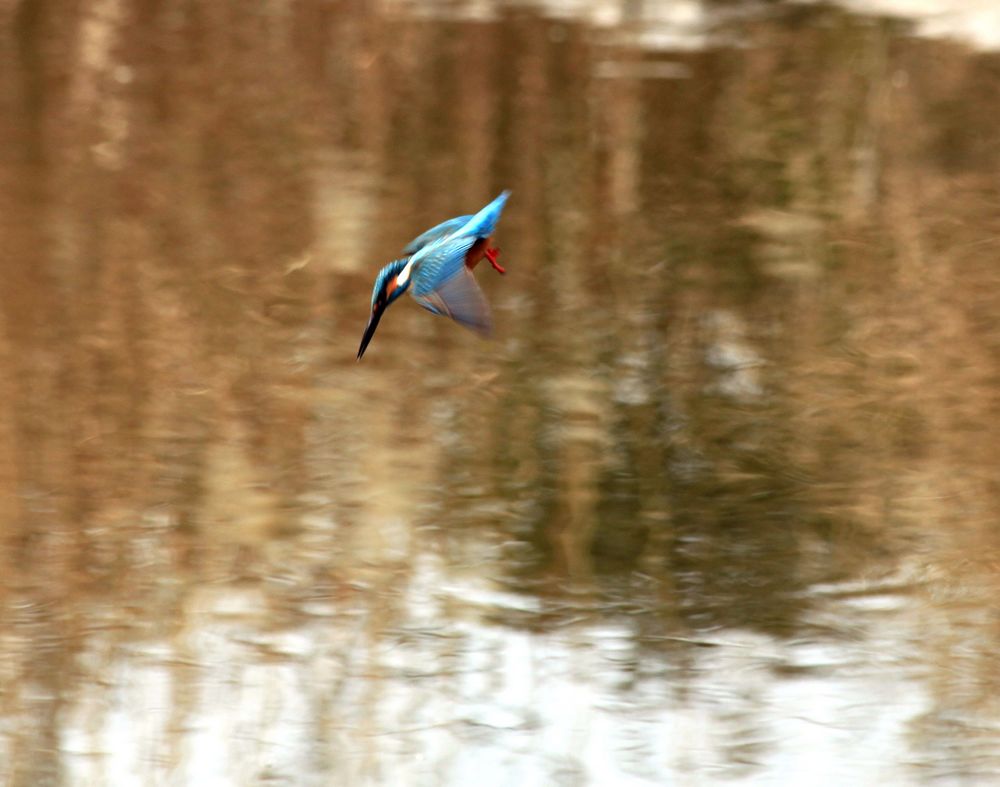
402, 216, 473, 255
453, 190, 510, 241
402, 190, 510, 255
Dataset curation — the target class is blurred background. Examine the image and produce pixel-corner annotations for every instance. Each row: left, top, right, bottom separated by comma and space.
3, 0, 1000, 784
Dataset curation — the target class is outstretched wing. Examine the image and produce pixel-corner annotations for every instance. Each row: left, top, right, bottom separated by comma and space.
410, 234, 477, 295
412, 268, 493, 336
402, 215, 473, 255
409, 234, 492, 335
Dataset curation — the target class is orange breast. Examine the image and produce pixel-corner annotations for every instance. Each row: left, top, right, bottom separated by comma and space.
464, 237, 489, 269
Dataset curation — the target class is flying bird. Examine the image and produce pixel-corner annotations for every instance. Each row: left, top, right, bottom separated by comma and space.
356, 191, 510, 360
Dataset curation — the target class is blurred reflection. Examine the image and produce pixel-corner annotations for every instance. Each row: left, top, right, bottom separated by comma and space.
2, 0, 1000, 784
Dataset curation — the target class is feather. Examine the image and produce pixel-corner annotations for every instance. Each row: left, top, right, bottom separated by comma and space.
410, 235, 477, 296
453, 191, 510, 240
413, 268, 493, 336
402, 216, 473, 255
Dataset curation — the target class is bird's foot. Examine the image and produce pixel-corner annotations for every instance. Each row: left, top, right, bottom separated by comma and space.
485, 246, 505, 274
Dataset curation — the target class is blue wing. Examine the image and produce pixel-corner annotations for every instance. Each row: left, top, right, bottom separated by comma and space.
402, 216, 473, 255
408, 234, 492, 335
412, 269, 493, 336
410, 235, 477, 295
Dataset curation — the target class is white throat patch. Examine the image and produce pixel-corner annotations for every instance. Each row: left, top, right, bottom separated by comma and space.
397, 260, 413, 286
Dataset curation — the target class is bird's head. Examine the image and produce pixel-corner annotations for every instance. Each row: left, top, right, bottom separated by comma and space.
357, 258, 412, 360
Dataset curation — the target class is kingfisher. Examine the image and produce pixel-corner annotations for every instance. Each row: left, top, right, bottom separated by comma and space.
356, 191, 510, 360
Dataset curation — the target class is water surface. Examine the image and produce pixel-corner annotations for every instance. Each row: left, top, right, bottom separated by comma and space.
2, 1, 1000, 784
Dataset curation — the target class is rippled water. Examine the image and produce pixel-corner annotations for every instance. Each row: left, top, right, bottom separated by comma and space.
3, 1, 1000, 785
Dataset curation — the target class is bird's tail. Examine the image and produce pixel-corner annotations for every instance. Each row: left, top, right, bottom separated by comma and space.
459, 190, 510, 239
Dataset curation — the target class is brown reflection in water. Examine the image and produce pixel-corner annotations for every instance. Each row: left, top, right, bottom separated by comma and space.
2, 0, 1000, 784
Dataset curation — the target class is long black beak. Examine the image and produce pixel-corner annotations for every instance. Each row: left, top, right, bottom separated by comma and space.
356, 306, 385, 360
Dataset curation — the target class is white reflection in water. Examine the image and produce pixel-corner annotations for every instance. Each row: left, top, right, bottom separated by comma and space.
56, 554, 935, 786
390, 0, 1000, 51
831, 0, 1000, 50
